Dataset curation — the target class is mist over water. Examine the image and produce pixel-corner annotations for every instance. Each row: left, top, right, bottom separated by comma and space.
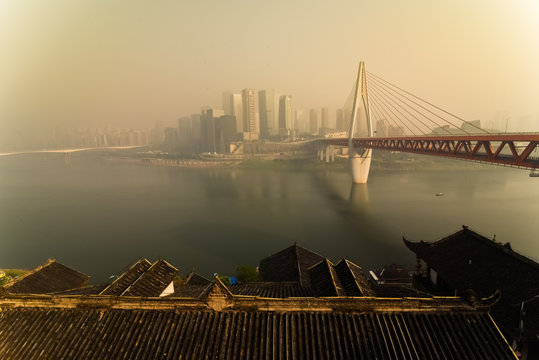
0, 153, 537, 282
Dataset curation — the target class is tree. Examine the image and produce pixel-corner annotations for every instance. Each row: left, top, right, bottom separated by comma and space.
236, 265, 261, 283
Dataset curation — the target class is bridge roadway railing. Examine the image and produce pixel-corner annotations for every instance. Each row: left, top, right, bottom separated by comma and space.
319, 134, 539, 170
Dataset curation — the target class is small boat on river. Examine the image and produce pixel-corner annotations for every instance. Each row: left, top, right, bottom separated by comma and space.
435, 193, 444, 196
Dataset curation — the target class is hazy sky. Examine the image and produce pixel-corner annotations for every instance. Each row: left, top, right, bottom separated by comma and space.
1, 0, 538, 142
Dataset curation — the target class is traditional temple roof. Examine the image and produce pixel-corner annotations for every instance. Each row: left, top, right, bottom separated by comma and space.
404, 226, 539, 340
53, 283, 109, 295
371, 283, 433, 298
308, 258, 346, 296
228, 282, 315, 298
122, 259, 178, 297
171, 284, 209, 298
521, 295, 539, 341
335, 259, 375, 296
403, 226, 539, 305
184, 271, 212, 286
259, 243, 324, 286
99, 258, 152, 295
3, 259, 89, 294
0, 290, 515, 360
307, 258, 376, 297
99, 258, 178, 297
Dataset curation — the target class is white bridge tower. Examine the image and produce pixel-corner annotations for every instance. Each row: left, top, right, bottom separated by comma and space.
348, 61, 373, 183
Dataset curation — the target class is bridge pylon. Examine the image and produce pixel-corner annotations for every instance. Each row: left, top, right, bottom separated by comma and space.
349, 61, 373, 183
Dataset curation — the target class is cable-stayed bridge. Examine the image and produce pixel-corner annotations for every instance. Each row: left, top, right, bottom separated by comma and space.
318, 62, 538, 183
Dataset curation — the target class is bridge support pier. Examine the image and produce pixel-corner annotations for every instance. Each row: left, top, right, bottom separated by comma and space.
325, 146, 334, 162
350, 149, 372, 183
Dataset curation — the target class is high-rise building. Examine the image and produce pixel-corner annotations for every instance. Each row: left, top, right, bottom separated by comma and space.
222, 92, 234, 115
163, 127, 178, 148
321, 107, 329, 129
242, 88, 258, 137
177, 117, 192, 144
190, 114, 201, 141
258, 89, 280, 138
214, 115, 237, 153
278, 95, 293, 137
294, 110, 304, 134
223, 92, 243, 135
336, 109, 344, 131
200, 109, 225, 153
150, 121, 165, 144
309, 109, 318, 135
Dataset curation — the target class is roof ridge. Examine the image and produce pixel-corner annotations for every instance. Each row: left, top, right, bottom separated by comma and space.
155, 258, 179, 272
293, 243, 327, 260
294, 243, 303, 286
423, 227, 539, 269
99, 258, 150, 296
4, 259, 89, 291
3, 259, 53, 289
338, 259, 365, 295
120, 259, 166, 296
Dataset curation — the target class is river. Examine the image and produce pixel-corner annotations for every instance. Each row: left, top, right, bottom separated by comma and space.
0, 152, 537, 282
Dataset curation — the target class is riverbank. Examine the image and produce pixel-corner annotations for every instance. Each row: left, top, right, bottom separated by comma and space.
94, 147, 492, 172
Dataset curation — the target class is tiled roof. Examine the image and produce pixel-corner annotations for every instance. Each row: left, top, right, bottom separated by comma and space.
99, 259, 178, 297
53, 283, 109, 295
229, 282, 315, 298
185, 272, 212, 285
372, 284, 433, 298
335, 259, 375, 296
308, 258, 346, 296
403, 227, 539, 305
3, 259, 89, 294
404, 226, 539, 337
259, 243, 324, 286
171, 284, 209, 298
99, 258, 152, 295
123, 259, 178, 297
0, 294, 516, 360
521, 295, 539, 340
307, 258, 375, 297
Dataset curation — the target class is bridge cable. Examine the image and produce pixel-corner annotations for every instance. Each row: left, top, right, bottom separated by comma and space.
368, 85, 426, 136
367, 71, 490, 134
367, 74, 462, 135
368, 85, 421, 136
367, 71, 470, 133
368, 95, 412, 136
367, 75, 455, 135
368, 79, 443, 136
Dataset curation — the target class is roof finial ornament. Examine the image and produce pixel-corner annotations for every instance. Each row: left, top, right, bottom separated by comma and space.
462, 225, 468, 230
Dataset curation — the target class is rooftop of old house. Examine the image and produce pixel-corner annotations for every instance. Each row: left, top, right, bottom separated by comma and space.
3, 259, 89, 294
403, 226, 539, 304
0, 280, 516, 360
0, 241, 523, 359
404, 225, 539, 343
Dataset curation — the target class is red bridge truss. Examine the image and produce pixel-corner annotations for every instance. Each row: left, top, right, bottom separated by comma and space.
321, 134, 539, 170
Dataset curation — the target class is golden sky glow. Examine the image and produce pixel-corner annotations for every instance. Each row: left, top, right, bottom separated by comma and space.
1, 0, 538, 144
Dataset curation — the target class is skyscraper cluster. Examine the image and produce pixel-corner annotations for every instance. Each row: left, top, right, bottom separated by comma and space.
169, 89, 358, 154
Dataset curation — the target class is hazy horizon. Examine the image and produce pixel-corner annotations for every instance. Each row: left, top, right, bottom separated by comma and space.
2, 0, 538, 148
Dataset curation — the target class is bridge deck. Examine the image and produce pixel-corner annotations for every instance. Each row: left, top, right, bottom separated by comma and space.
321, 134, 539, 170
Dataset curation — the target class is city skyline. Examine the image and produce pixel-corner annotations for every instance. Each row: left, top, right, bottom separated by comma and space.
2, 0, 538, 149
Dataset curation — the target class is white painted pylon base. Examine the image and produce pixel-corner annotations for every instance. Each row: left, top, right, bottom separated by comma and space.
349, 149, 372, 183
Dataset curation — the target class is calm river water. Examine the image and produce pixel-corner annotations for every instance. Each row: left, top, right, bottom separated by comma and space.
0, 152, 537, 282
